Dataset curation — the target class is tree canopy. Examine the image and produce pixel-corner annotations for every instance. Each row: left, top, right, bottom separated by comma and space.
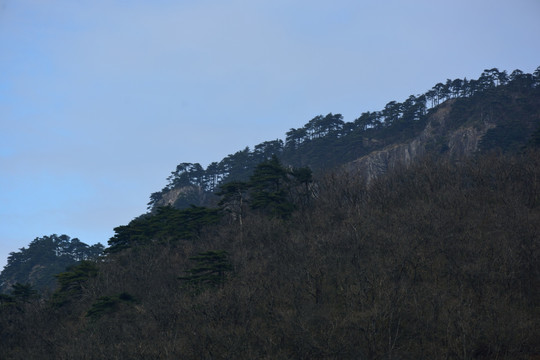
107, 206, 222, 253
0, 235, 104, 293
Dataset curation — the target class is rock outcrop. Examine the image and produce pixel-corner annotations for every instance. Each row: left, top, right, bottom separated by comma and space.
350, 100, 495, 183
152, 185, 211, 210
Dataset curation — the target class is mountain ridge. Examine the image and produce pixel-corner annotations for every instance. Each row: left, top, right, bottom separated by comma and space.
151, 67, 540, 209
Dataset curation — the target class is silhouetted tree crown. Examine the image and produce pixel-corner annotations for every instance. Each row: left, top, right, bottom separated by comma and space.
0, 234, 104, 293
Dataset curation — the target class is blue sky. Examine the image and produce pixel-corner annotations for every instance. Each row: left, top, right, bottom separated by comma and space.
1, 0, 539, 269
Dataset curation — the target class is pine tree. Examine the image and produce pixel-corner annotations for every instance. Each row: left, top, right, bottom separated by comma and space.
179, 250, 232, 289
248, 155, 294, 218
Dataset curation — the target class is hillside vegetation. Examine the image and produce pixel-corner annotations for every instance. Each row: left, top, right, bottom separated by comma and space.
148, 67, 540, 209
0, 235, 104, 294
1, 67, 539, 359
1, 150, 539, 359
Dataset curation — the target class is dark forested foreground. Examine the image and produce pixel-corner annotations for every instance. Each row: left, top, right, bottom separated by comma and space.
1, 151, 539, 359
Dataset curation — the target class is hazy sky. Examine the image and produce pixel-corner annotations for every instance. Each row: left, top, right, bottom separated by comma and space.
1, 0, 539, 269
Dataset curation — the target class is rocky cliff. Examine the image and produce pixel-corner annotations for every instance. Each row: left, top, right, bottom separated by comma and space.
152, 185, 213, 210
349, 99, 496, 182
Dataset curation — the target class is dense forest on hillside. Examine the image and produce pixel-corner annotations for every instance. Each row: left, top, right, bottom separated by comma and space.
1, 67, 539, 359
148, 67, 540, 210
1, 150, 539, 359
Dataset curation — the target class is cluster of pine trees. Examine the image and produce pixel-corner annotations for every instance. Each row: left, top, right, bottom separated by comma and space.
0, 235, 103, 294
148, 67, 540, 209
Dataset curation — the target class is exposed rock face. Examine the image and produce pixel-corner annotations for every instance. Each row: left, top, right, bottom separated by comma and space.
153, 185, 209, 210
156, 187, 189, 207
447, 126, 491, 158
350, 100, 495, 183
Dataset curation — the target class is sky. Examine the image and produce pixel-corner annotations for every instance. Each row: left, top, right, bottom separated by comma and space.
1, 0, 539, 269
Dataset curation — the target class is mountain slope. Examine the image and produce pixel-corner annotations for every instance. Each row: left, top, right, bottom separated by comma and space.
2, 151, 539, 359
151, 67, 540, 209
1, 67, 539, 359
351, 83, 540, 182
